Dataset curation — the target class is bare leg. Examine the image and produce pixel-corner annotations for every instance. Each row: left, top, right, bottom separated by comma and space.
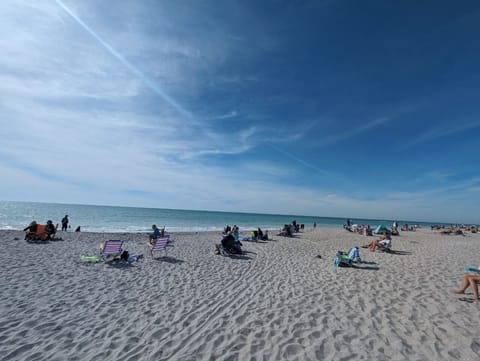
469, 278, 479, 300
454, 275, 470, 294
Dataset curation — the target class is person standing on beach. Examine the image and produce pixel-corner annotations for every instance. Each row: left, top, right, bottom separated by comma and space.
61, 215, 69, 232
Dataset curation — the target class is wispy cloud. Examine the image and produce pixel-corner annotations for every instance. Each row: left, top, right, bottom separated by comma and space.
316, 117, 391, 146
266, 143, 330, 176
55, 0, 192, 119
205, 110, 239, 121
400, 120, 480, 149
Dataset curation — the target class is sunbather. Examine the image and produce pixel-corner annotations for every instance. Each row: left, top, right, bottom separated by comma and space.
148, 224, 164, 245
363, 232, 391, 252
216, 232, 242, 254
23, 221, 38, 240
45, 220, 56, 240
277, 224, 293, 237
258, 227, 268, 240
453, 274, 480, 300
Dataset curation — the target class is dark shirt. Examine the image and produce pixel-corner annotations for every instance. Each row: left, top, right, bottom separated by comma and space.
221, 234, 235, 249
24, 224, 38, 233
45, 223, 56, 235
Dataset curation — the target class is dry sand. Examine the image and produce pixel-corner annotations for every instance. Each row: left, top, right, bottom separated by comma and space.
1, 227, 479, 361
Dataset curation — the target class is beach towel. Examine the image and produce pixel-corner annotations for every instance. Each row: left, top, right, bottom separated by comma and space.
80, 255, 101, 263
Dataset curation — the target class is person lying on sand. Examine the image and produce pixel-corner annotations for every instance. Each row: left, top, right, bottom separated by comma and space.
453, 274, 480, 301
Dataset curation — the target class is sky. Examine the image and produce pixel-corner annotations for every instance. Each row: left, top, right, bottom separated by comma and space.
1, 0, 479, 223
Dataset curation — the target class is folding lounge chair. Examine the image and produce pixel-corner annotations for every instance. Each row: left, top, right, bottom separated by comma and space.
376, 240, 392, 252
149, 237, 170, 258
333, 247, 362, 267
101, 240, 124, 261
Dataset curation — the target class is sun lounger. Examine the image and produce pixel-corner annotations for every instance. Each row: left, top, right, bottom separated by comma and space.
100, 240, 124, 261
149, 237, 170, 258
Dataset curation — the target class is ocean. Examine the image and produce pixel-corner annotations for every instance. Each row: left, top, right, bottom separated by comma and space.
0, 201, 447, 233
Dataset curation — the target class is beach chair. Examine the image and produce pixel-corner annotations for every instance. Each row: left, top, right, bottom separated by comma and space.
149, 237, 170, 258
100, 240, 124, 261
333, 247, 362, 267
377, 243, 392, 252
26, 225, 48, 242
376, 239, 392, 252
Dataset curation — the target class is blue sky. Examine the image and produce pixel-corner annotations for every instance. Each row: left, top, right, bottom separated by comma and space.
1, 0, 479, 223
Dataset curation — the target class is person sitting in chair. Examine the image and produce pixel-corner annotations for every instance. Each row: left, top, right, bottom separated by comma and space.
45, 220, 56, 240
454, 274, 480, 301
363, 232, 391, 252
148, 224, 161, 245
376, 233, 392, 251
220, 232, 242, 254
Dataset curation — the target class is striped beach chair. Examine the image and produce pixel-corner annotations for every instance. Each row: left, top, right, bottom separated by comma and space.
149, 237, 170, 258
101, 240, 124, 261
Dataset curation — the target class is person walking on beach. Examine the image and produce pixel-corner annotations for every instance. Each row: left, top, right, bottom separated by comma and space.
61, 215, 69, 232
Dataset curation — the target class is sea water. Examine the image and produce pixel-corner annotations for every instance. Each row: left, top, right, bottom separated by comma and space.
0, 201, 446, 233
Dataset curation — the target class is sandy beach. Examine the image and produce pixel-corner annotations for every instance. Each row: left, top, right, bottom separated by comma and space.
1, 227, 479, 361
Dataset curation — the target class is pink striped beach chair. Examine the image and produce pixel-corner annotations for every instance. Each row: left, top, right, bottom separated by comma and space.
101, 240, 124, 261
149, 237, 170, 258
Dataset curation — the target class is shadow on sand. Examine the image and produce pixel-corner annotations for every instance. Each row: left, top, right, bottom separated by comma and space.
152, 256, 185, 264
351, 264, 380, 271
386, 250, 412, 256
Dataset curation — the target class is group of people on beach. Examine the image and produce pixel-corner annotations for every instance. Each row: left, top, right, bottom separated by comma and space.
23, 220, 57, 241
23, 215, 81, 241
215, 224, 271, 255
277, 220, 304, 237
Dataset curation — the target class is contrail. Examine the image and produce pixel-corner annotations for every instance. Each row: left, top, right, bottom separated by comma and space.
55, 0, 191, 119
267, 143, 329, 175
